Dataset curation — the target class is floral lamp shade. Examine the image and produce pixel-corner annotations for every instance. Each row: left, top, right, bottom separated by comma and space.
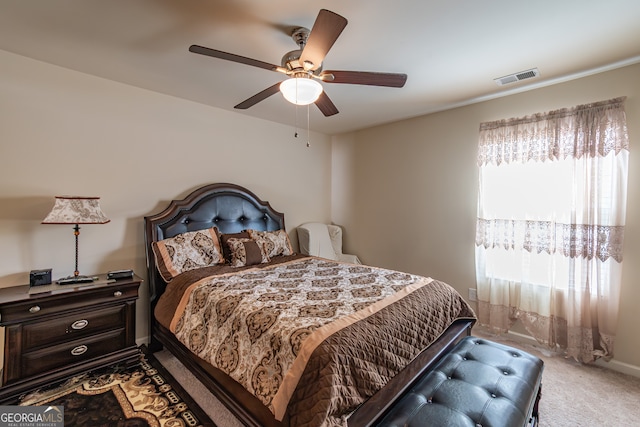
42, 196, 110, 225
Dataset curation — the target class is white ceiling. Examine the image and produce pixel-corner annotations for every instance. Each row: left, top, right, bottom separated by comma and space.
2, 0, 640, 135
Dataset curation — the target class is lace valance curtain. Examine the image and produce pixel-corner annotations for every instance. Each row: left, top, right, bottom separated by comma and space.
477, 97, 629, 164
475, 97, 629, 363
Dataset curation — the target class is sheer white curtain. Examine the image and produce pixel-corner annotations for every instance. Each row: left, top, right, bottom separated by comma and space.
475, 97, 629, 363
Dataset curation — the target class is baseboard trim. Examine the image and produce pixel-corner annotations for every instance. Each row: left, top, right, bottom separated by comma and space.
596, 358, 640, 378
474, 325, 640, 378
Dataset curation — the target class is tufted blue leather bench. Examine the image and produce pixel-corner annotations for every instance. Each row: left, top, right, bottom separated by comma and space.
377, 337, 544, 427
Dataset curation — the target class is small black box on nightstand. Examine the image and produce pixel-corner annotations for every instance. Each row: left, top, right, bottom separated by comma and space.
30, 269, 52, 287
107, 269, 134, 280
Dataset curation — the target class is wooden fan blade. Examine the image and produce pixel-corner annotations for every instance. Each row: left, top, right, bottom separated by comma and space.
189, 45, 279, 71
320, 70, 407, 87
234, 83, 282, 109
299, 10, 347, 71
315, 91, 339, 116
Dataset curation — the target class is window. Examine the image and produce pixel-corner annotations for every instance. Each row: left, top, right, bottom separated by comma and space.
475, 97, 629, 362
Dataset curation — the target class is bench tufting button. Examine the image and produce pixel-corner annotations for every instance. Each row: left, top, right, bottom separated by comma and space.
512, 352, 520, 357
503, 371, 509, 375
491, 393, 497, 398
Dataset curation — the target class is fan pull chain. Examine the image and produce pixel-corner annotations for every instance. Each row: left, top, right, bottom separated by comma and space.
306, 104, 311, 147
293, 80, 300, 139
294, 103, 299, 139
290, 81, 310, 147
293, 104, 310, 147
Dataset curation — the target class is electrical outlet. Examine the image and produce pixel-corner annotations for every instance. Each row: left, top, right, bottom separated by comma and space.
468, 288, 477, 302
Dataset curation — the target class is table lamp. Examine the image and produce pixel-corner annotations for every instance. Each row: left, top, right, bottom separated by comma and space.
42, 196, 110, 284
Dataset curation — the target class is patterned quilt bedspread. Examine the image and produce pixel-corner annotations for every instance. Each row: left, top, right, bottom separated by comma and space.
155, 255, 476, 426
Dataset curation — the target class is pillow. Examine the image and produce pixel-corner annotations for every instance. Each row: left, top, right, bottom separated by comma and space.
226, 237, 270, 267
247, 229, 294, 258
152, 227, 223, 281
219, 231, 251, 262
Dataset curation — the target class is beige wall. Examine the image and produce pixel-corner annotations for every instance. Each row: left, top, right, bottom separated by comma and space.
332, 63, 640, 372
0, 50, 333, 342
3, 47, 639, 373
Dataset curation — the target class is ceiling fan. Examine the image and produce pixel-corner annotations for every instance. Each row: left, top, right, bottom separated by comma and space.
189, 9, 407, 117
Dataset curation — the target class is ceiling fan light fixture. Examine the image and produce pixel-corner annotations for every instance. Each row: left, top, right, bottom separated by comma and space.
189, 10, 405, 117
280, 77, 323, 105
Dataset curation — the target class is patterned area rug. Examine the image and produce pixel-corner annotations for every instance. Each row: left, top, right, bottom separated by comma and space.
19, 347, 214, 427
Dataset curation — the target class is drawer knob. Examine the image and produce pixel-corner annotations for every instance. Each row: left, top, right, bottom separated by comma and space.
71, 319, 89, 330
113, 291, 123, 297
29, 305, 41, 313
71, 345, 88, 356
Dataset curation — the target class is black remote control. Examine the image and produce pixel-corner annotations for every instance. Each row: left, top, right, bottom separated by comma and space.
107, 269, 134, 280
58, 276, 95, 285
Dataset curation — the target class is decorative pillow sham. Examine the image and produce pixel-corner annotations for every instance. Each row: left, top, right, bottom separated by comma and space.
247, 229, 294, 258
219, 231, 251, 262
152, 227, 224, 282
226, 237, 270, 267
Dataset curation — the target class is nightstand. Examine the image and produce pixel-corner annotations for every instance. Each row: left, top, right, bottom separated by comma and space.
0, 273, 142, 402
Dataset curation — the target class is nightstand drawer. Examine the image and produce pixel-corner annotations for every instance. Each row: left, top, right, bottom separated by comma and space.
20, 329, 127, 379
23, 304, 126, 351
0, 284, 138, 325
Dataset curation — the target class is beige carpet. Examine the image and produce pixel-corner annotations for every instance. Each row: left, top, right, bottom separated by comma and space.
155, 332, 640, 426
154, 350, 243, 427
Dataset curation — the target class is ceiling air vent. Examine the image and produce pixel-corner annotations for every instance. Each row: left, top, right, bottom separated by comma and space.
494, 68, 540, 86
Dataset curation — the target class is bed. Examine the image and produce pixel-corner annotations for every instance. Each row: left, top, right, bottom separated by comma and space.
144, 183, 476, 427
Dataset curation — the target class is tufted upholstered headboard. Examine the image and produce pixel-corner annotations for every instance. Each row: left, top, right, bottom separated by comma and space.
144, 183, 285, 341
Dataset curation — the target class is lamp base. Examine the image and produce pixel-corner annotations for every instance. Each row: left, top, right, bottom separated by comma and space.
57, 275, 96, 285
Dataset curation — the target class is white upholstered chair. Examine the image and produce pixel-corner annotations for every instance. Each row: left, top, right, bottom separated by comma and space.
297, 222, 361, 264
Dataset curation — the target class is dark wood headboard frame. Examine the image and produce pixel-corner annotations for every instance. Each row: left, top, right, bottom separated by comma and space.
144, 183, 285, 349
